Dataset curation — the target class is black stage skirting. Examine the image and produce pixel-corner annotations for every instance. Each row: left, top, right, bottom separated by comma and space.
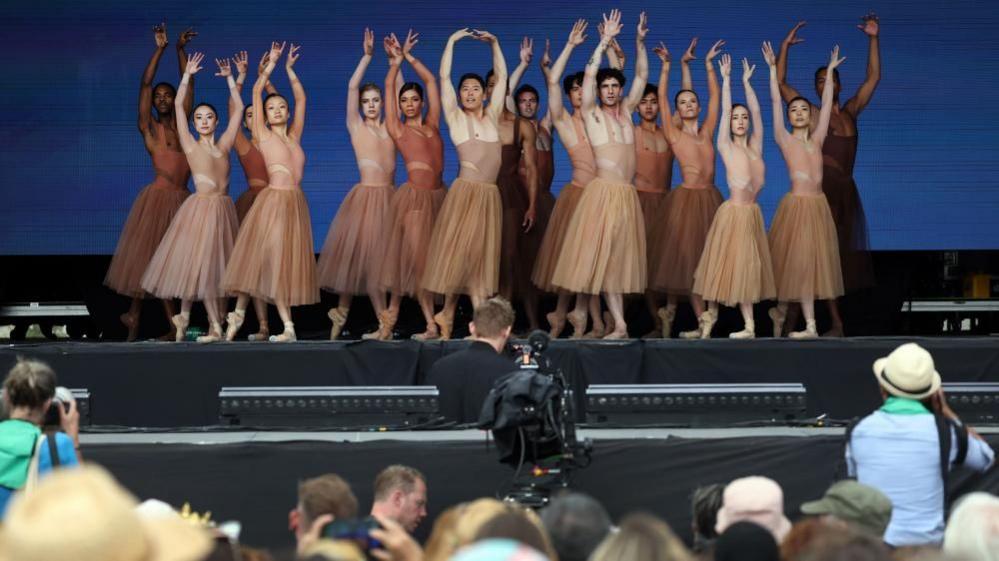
85, 434, 999, 551
3, 337, 999, 428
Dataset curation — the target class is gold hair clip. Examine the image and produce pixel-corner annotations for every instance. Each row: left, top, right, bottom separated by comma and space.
179, 502, 214, 527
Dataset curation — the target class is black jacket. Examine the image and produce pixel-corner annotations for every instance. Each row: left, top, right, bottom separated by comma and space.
425, 341, 518, 423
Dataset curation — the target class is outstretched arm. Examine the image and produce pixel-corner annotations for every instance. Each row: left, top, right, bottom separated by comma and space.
348, 29, 374, 131
547, 20, 587, 125
814, 46, 845, 145
439, 29, 472, 127
286, 44, 306, 140
776, 21, 807, 103
174, 52, 203, 151
716, 54, 732, 153
384, 35, 405, 138
702, 40, 724, 138
138, 23, 168, 139
622, 12, 649, 112
400, 30, 440, 127
845, 13, 881, 117
763, 41, 788, 145
520, 118, 538, 232
216, 58, 244, 151
680, 37, 697, 91
176, 27, 197, 115
255, 51, 279, 96
742, 58, 763, 153
654, 43, 678, 143
253, 42, 284, 141
506, 37, 532, 114
583, 10, 623, 115
478, 30, 508, 120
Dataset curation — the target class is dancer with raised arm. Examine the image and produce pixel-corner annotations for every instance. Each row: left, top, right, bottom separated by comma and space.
378, 30, 447, 341
106, 23, 195, 341
421, 29, 507, 340
551, 10, 649, 339
223, 41, 319, 342
141, 53, 242, 343
691, 54, 775, 339
318, 29, 396, 340
764, 41, 845, 339
652, 37, 725, 339
777, 16, 880, 335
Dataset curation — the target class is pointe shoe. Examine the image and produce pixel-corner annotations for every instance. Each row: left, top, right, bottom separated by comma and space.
328, 307, 348, 340
699, 310, 717, 340
224, 310, 245, 342
546, 311, 566, 338
197, 322, 223, 344
171, 314, 189, 343
433, 311, 454, 340
729, 320, 755, 339
822, 324, 845, 338
567, 310, 588, 339
657, 306, 676, 339
120, 313, 139, 342
411, 324, 440, 341
790, 319, 819, 339
247, 324, 270, 342
363, 310, 397, 341
768, 307, 785, 338
269, 322, 297, 342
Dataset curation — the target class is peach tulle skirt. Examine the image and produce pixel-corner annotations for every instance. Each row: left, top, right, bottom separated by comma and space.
222, 186, 319, 306
692, 201, 776, 306
531, 183, 584, 292
421, 177, 502, 298
235, 186, 265, 223
140, 193, 238, 301
768, 193, 844, 302
380, 183, 447, 296
637, 189, 669, 285
104, 182, 190, 297
651, 185, 723, 295
551, 177, 647, 295
316, 183, 395, 295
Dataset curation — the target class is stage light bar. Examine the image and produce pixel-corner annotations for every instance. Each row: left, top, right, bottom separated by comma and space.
585, 383, 808, 427
943, 383, 999, 425
219, 386, 440, 428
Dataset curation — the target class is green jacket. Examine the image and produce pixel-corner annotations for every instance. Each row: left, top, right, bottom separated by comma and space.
0, 420, 41, 489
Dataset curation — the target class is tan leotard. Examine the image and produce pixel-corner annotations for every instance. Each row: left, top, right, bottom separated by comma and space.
634, 124, 672, 193
670, 127, 716, 189
455, 116, 502, 183
350, 123, 396, 187
259, 133, 306, 190
395, 124, 444, 189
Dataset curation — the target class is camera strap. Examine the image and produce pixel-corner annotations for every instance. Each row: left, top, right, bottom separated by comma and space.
46, 434, 61, 468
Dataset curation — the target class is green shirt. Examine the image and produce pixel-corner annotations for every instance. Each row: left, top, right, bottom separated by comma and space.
0, 419, 41, 489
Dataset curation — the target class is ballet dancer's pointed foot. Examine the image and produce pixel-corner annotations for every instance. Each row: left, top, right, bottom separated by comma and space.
768, 307, 785, 338
657, 306, 676, 339
328, 307, 348, 340
247, 325, 270, 342
170, 314, 189, 343
790, 319, 819, 339
158, 327, 179, 342
197, 322, 223, 344
546, 311, 566, 338
120, 313, 139, 342
566, 310, 587, 339
822, 324, 845, 338
729, 321, 756, 339
269, 322, 297, 343
603, 311, 616, 334
363, 310, 397, 341
699, 310, 717, 340
433, 311, 453, 341
603, 328, 628, 340
411, 324, 440, 341
224, 310, 245, 342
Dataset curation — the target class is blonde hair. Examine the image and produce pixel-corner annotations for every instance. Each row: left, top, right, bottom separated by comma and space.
301, 539, 366, 561
473, 298, 515, 338
3, 357, 56, 410
944, 492, 999, 561
590, 513, 694, 561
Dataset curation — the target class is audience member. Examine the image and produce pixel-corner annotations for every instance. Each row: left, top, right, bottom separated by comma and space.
475, 504, 559, 560
0, 358, 80, 516
450, 539, 549, 561
782, 518, 849, 561
847, 343, 995, 546
590, 512, 694, 561
796, 526, 892, 561
425, 298, 518, 423
425, 505, 467, 561
540, 492, 613, 561
800, 480, 892, 538
371, 465, 429, 533
692, 484, 726, 555
716, 477, 792, 543
943, 492, 999, 561
714, 522, 779, 561
290, 474, 359, 550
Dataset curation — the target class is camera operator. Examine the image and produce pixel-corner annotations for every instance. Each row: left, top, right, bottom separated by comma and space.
426, 297, 518, 423
0, 358, 80, 516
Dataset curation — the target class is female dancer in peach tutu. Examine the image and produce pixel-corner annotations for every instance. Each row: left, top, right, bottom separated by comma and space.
691, 54, 775, 339
377, 30, 447, 341
141, 53, 242, 342
652, 37, 725, 339
763, 41, 845, 339
223, 41, 319, 342
420, 28, 507, 340
318, 29, 397, 340
551, 10, 649, 340
106, 23, 195, 341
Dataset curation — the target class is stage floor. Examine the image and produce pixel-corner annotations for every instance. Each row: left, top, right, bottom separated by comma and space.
3, 337, 998, 428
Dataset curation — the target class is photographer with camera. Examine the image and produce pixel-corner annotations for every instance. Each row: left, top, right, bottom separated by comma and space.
426, 297, 518, 423
0, 358, 80, 516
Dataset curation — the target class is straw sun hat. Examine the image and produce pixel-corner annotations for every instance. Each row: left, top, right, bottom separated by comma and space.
873, 342, 942, 400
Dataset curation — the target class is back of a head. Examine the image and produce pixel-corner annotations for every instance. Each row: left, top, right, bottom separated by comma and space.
450, 539, 550, 561
782, 518, 845, 561
475, 506, 558, 561
373, 464, 425, 502
944, 492, 999, 561
425, 504, 467, 561
301, 539, 366, 561
714, 522, 779, 561
540, 492, 612, 561
591, 512, 693, 561
691, 484, 725, 550
299, 474, 358, 527
798, 526, 892, 561
3, 358, 56, 410
472, 297, 515, 339
717, 477, 790, 542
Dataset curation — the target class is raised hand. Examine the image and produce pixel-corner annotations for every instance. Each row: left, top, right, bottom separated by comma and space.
718, 53, 731, 78
783, 21, 806, 46
385, 34, 404, 65
681, 37, 698, 63
258, 51, 269, 74
519, 37, 533, 64
215, 57, 232, 77
706, 39, 725, 62
268, 41, 286, 65
540, 39, 552, 68
600, 9, 623, 40
363, 28, 374, 56
568, 19, 588, 47
858, 12, 879, 37
402, 29, 419, 55
232, 51, 249, 76
177, 27, 197, 48
653, 42, 671, 63
636, 11, 649, 41
153, 22, 168, 48
286, 44, 301, 69
761, 41, 777, 67
472, 29, 498, 44
185, 52, 205, 75
827, 45, 846, 70
742, 58, 756, 82
450, 28, 474, 42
